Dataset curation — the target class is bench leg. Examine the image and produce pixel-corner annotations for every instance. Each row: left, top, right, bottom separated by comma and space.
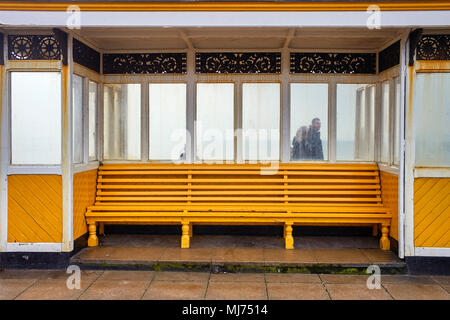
372, 224, 378, 237
380, 224, 390, 251
284, 223, 294, 250
99, 223, 105, 236
181, 222, 190, 249
88, 223, 99, 247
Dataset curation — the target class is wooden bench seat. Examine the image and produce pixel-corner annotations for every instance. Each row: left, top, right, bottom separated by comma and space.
85, 163, 392, 250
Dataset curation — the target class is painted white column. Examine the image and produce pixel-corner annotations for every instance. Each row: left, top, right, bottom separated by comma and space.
404, 38, 416, 257
0, 33, 8, 252
281, 48, 290, 163
61, 33, 74, 252
186, 49, 195, 163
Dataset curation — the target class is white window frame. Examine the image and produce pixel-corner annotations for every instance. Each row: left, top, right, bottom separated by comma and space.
288, 81, 330, 162
7, 65, 63, 174
72, 62, 101, 173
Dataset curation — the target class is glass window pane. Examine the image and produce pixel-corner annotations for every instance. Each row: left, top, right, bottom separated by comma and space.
337, 84, 375, 161
414, 73, 450, 167
196, 83, 234, 161
88, 81, 97, 161
11, 72, 61, 165
149, 83, 186, 160
290, 83, 328, 161
367, 85, 376, 160
242, 83, 280, 161
73, 74, 83, 164
103, 84, 141, 160
380, 81, 390, 163
393, 77, 401, 165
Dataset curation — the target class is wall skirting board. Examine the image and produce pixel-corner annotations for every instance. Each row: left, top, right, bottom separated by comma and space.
406, 257, 450, 275
0, 252, 71, 269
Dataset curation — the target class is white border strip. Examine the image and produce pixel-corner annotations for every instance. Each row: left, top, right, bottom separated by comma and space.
415, 247, 450, 257
7, 166, 62, 175
378, 163, 400, 176
1, 11, 450, 27
414, 167, 450, 178
6, 242, 62, 252
73, 161, 99, 174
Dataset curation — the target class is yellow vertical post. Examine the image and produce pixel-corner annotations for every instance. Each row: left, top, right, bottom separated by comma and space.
181, 221, 190, 248
88, 223, 98, 247
187, 170, 193, 238
284, 222, 294, 249
0, 32, 5, 252
380, 224, 391, 251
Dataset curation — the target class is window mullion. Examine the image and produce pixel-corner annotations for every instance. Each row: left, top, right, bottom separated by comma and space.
329, 81, 337, 163
82, 77, 89, 164
142, 82, 149, 162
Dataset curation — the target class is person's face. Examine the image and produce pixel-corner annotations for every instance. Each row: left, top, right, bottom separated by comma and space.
312, 120, 321, 131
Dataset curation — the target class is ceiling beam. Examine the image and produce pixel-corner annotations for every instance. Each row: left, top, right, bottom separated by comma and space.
283, 28, 295, 49
178, 28, 194, 49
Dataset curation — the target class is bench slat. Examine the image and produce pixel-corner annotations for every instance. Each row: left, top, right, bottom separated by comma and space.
98, 178, 380, 184
97, 190, 381, 196
97, 184, 380, 190
99, 170, 378, 176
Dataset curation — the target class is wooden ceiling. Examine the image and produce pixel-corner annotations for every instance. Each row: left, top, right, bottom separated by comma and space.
71, 27, 408, 51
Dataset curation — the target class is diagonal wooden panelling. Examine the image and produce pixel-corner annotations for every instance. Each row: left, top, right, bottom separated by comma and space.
8, 175, 62, 243
380, 171, 399, 240
73, 169, 98, 240
414, 178, 450, 248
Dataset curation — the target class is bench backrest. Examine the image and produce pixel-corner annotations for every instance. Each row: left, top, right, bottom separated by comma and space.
95, 163, 382, 206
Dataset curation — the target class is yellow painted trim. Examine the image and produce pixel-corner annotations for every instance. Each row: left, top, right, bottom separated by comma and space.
6, 60, 61, 71
0, 1, 449, 12
0, 65, 4, 251
8, 175, 63, 243
415, 60, 450, 73
414, 178, 450, 248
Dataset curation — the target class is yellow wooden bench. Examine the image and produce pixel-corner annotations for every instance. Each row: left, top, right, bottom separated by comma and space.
85, 163, 392, 250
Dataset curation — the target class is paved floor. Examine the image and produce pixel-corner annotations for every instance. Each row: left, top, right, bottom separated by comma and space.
0, 269, 448, 300
72, 235, 404, 267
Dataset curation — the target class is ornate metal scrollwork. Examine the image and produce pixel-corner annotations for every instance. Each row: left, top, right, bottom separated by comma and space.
196, 52, 281, 74
73, 38, 101, 73
379, 40, 400, 73
8, 35, 61, 60
102, 53, 187, 74
416, 35, 450, 61
290, 52, 376, 74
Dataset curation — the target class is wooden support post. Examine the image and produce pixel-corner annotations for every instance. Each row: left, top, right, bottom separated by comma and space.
284, 222, 294, 249
189, 223, 193, 238
88, 223, 98, 247
372, 224, 378, 237
99, 223, 105, 236
380, 224, 390, 251
181, 222, 190, 248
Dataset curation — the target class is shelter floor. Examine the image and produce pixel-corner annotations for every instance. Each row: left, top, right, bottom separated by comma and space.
0, 269, 449, 300
71, 234, 404, 270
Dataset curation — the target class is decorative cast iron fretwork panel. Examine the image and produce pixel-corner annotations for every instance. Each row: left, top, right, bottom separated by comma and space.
102, 53, 187, 74
8, 35, 61, 60
416, 35, 450, 61
290, 52, 376, 74
196, 52, 281, 74
379, 41, 400, 73
73, 38, 100, 73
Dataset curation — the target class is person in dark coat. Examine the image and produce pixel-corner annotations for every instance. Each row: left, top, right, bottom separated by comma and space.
291, 125, 309, 160
306, 118, 324, 160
